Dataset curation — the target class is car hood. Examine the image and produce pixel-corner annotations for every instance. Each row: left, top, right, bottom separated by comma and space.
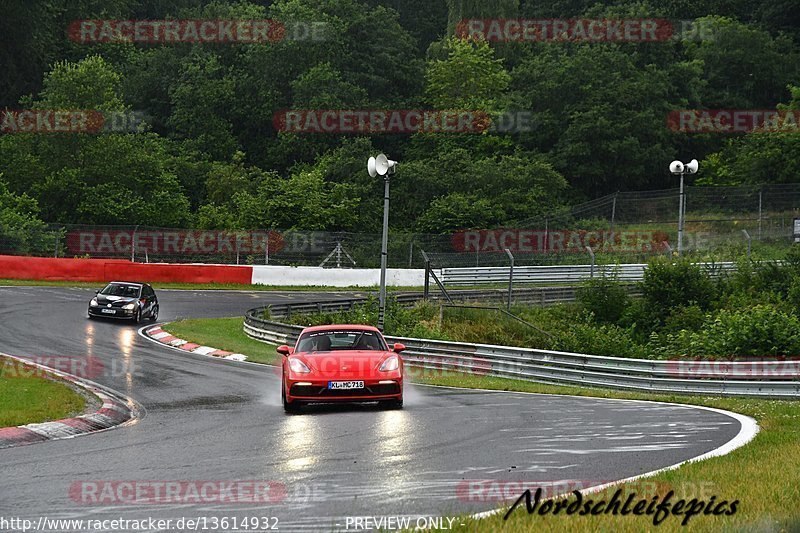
94, 294, 138, 307
293, 350, 399, 379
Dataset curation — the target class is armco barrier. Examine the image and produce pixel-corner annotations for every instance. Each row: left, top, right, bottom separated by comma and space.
246, 286, 623, 320
244, 304, 800, 399
440, 262, 737, 286
0, 255, 253, 284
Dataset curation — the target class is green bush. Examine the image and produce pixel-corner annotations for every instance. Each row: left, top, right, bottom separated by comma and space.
661, 305, 706, 335
640, 258, 717, 323
286, 297, 449, 340
663, 305, 800, 358
576, 274, 629, 324
560, 320, 648, 359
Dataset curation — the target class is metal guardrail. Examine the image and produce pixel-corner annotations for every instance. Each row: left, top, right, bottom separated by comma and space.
254, 287, 624, 319
244, 299, 800, 399
439, 262, 738, 286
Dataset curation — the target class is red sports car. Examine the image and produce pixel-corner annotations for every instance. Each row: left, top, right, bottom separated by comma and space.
278, 325, 405, 412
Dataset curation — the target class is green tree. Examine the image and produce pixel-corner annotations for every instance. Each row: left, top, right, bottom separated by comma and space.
234, 169, 359, 230
700, 86, 800, 185
0, 56, 193, 226
0, 177, 51, 255
683, 16, 799, 108
425, 37, 511, 113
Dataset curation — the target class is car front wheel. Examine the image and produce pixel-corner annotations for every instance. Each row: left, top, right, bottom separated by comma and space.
381, 398, 403, 409
282, 381, 299, 413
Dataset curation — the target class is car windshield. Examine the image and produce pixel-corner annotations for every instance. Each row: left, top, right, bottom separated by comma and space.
296, 330, 387, 353
100, 284, 141, 298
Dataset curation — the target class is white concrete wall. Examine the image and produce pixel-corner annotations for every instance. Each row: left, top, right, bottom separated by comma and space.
251, 266, 426, 287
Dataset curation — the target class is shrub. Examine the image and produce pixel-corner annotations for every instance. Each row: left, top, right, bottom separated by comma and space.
285, 297, 448, 340
663, 305, 800, 358
559, 320, 648, 359
576, 274, 629, 324
661, 305, 706, 335
640, 258, 716, 323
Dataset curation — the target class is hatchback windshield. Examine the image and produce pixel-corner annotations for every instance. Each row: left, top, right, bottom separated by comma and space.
296, 330, 387, 353
100, 284, 141, 298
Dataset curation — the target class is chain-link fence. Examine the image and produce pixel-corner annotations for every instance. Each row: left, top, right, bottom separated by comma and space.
424, 184, 800, 269
1, 184, 798, 269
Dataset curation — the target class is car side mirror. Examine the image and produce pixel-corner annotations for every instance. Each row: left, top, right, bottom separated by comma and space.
95, 290, 99, 294
277, 345, 293, 356
393, 343, 406, 353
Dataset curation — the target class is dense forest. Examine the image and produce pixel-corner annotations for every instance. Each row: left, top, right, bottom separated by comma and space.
1, 0, 799, 235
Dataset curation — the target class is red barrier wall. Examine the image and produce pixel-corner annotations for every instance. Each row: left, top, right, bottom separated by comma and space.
0, 255, 253, 285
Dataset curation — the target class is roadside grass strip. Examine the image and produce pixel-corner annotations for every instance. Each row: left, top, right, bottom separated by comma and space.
0, 354, 140, 449
0, 355, 86, 427
149, 317, 278, 365
144, 325, 247, 362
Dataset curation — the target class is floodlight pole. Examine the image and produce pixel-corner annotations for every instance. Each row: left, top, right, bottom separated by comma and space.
678, 170, 685, 256
378, 173, 391, 332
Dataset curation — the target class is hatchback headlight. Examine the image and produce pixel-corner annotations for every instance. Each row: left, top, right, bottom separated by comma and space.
90, 298, 98, 307
123, 303, 136, 310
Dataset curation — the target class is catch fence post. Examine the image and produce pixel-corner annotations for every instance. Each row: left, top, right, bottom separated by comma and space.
742, 229, 752, 259
422, 250, 431, 301
504, 248, 515, 310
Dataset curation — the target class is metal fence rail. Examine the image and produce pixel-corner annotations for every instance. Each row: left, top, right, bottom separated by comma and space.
439, 262, 738, 286
254, 287, 612, 320
244, 305, 800, 399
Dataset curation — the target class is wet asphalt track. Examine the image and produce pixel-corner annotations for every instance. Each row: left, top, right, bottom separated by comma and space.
0, 286, 743, 532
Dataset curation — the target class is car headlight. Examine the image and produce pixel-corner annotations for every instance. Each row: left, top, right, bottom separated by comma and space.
123, 303, 136, 310
90, 298, 98, 307
289, 358, 311, 374
379, 355, 399, 372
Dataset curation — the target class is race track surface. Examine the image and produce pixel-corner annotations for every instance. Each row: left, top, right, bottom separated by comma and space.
0, 287, 743, 532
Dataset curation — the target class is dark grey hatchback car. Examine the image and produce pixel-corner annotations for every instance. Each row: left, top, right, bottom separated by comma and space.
87, 281, 159, 323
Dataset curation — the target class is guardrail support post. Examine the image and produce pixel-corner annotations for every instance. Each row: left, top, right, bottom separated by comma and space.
504, 248, 515, 310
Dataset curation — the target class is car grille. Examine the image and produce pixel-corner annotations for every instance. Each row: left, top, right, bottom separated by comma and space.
291, 383, 401, 397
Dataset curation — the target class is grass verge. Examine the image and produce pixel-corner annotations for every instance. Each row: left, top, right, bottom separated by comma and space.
162, 317, 280, 365
0, 356, 87, 427
155, 317, 799, 532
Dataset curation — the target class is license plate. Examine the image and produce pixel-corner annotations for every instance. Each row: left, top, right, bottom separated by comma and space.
328, 381, 364, 390
101, 309, 116, 314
